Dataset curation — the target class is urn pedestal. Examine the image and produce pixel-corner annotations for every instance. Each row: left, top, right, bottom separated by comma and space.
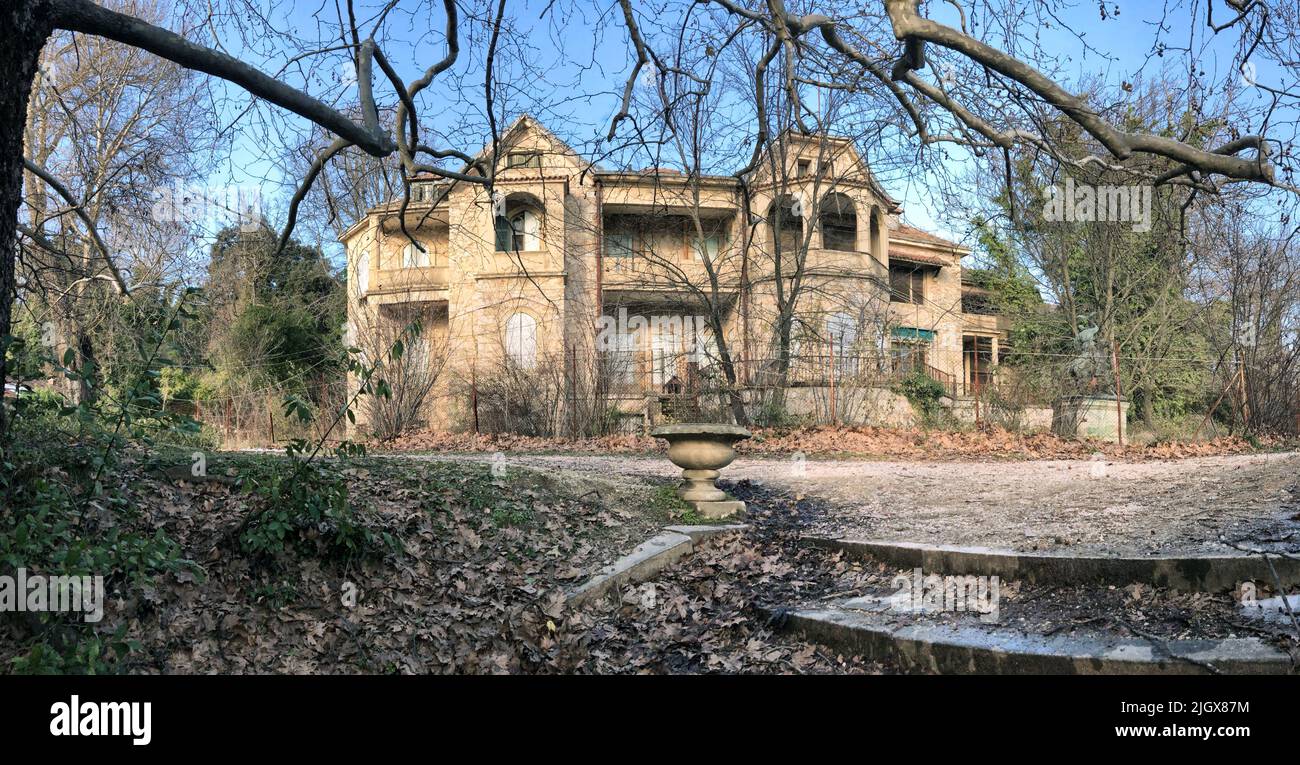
649, 424, 752, 519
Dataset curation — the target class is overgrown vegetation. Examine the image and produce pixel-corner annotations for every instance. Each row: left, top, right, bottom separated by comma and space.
0, 292, 204, 672
892, 371, 948, 425
0, 302, 419, 672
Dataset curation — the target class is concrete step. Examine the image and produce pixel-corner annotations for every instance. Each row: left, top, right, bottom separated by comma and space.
806, 536, 1300, 592
773, 600, 1293, 674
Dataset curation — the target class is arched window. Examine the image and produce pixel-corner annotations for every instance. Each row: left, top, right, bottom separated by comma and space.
820, 193, 857, 251
495, 207, 542, 253
869, 206, 885, 262
505, 312, 537, 369
401, 241, 430, 268
768, 196, 803, 255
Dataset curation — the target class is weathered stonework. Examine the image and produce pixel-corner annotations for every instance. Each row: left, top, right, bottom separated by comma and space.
340, 117, 1012, 434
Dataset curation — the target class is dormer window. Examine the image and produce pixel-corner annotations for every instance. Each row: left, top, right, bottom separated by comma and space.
506, 151, 541, 169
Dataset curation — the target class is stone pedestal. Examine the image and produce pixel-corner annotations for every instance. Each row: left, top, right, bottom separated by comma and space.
1052, 395, 1128, 443
650, 424, 752, 519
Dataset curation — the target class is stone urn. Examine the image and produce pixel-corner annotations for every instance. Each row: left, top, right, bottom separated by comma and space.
649, 423, 752, 519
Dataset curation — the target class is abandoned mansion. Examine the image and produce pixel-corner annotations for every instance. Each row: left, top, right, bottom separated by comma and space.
342, 116, 1012, 433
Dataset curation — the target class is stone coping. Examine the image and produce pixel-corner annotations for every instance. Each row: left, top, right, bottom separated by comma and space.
805, 536, 1300, 592
649, 424, 753, 439
777, 606, 1290, 674
565, 523, 749, 606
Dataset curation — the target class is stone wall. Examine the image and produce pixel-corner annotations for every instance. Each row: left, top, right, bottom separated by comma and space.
1052, 396, 1129, 442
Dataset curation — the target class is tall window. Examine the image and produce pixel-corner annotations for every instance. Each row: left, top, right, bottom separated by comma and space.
827, 311, 859, 376
770, 199, 803, 255
826, 312, 857, 351
496, 208, 541, 252
889, 265, 925, 304
869, 207, 885, 262
651, 331, 675, 388
820, 193, 857, 251
505, 312, 537, 369
401, 242, 430, 268
356, 249, 369, 294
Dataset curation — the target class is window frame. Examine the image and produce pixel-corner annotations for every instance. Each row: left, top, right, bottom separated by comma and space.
770, 203, 804, 255
506, 151, 541, 169
605, 231, 635, 262
505, 312, 538, 369
819, 194, 857, 252
400, 241, 430, 269
496, 208, 543, 253
889, 264, 926, 304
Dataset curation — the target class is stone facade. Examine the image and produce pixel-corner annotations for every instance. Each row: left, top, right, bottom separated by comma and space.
341, 116, 1011, 433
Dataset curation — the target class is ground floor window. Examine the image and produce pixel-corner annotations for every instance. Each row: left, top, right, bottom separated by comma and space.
505, 312, 537, 369
890, 327, 934, 374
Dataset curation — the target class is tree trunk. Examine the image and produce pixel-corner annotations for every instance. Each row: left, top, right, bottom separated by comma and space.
0, 1, 54, 439
77, 329, 97, 405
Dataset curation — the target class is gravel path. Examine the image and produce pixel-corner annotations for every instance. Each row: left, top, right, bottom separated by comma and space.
392, 450, 1300, 557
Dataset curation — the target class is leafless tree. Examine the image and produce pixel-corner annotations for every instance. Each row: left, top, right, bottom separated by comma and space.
19, 2, 209, 403
5, 0, 1299, 439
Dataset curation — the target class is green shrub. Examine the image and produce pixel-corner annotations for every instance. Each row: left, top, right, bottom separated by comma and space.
893, 371, 947, 418
0, 433, 184, 674
238, 455, 383, 559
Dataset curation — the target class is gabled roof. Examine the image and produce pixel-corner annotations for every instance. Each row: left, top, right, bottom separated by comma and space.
469, 113, 590, 171
745, 129, 902, 212
342, 118, 966, 250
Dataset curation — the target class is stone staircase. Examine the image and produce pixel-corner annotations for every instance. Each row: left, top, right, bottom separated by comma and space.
774, 537, 1298, 674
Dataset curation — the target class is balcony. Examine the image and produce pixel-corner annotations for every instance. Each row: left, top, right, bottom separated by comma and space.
367, 265, 449, 296
961, 311, 1012, 334
487, 246, 563, 275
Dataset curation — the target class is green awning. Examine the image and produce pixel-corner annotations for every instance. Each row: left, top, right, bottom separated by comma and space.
892, 327, 935, 341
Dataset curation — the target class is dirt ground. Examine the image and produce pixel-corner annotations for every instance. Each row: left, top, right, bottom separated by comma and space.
400, 451, 1300, 557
